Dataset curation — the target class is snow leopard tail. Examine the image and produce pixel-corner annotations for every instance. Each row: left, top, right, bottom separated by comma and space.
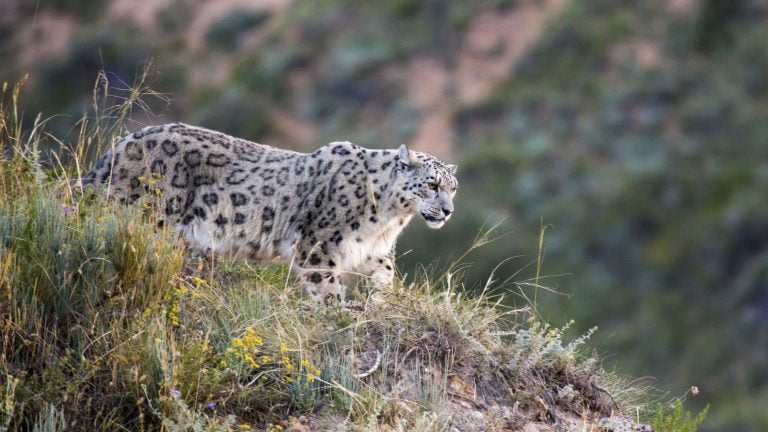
79, 148, 115, 190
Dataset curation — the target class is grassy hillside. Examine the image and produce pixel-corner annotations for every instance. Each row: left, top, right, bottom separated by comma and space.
0, 78, 709, 431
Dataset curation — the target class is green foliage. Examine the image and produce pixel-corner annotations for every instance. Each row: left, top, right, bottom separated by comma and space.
39, 0, 106, 21
190, 89, 274, 140
694, 0, 749, 52
233, 49, 296, 103
205, 10, 270, 50
0, 176, 185, 429
652, 401, 709, 432
0, 375, 19, 432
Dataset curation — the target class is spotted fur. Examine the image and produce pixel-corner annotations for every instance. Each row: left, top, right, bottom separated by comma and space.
82, 123, 458, 301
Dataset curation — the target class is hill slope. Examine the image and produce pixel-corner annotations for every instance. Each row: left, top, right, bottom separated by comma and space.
0, 80, 704, 432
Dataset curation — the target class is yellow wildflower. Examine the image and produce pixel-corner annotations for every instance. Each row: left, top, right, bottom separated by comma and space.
280, 342, 288, 352
261, 355, 271, 363
169, 301, 181, 326
284, 375, 293, 383
242, 329, 264, 347
239, 424, 251, 430
244, 354, 260, 369
281, 356, 294, 371
301, 359, 310, 367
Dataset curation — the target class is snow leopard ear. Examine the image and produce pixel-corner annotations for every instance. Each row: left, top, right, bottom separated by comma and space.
446, 164, 458, 174
397, 144, 415, 169
397, 144, 423, 169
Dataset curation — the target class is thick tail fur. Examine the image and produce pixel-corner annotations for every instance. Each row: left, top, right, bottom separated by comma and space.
80, 149, 114, 188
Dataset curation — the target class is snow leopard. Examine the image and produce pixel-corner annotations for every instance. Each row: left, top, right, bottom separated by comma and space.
82, 123, 458, 301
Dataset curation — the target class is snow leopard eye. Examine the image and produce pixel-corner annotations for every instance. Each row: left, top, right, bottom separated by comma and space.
427, 182, 438, 191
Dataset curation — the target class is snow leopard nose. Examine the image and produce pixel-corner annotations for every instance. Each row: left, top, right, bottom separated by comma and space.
442, 207, 452, 217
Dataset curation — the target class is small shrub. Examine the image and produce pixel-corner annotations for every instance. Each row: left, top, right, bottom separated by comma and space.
652, 400, 709, 432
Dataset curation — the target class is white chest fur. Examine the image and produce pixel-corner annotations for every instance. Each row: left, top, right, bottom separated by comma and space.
337, 215, 412, 271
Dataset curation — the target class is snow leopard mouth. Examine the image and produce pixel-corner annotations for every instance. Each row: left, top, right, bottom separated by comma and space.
421, 213, 446, 228
422, 214, 444, 222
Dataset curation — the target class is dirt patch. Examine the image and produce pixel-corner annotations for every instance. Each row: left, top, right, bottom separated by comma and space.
107, 0, 292, 51
183, 0, 292, 51
408, 107, 454, 157
404, 0, 569, 157
455, 0, 568, 105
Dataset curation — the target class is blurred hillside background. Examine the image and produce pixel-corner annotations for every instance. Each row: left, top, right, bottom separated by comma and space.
2, 0, 767, 430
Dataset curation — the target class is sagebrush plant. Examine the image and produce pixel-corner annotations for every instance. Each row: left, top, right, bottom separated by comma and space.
0, 73, 708, 431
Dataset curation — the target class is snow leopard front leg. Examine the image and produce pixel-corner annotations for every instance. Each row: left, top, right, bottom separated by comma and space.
299, 268, 346, 303
293, 245, 347, 303
358, 255, 395, 288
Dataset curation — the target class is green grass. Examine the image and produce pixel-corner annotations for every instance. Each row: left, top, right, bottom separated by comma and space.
0, 76, 707, 431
